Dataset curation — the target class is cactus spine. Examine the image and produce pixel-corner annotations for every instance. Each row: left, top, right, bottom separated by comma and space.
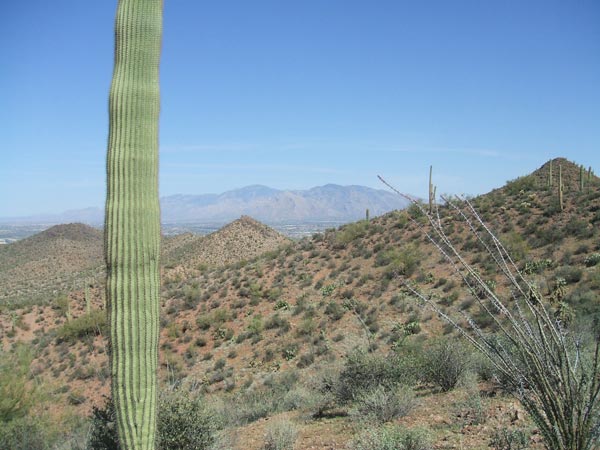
559, 164, 564, 211
104, 1, 162, 449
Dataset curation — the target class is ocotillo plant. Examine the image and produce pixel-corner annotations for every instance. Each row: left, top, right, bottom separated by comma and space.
104, 1, 162, 449
378, 176, 600, 450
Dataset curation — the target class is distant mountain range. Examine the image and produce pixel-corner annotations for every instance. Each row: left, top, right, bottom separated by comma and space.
1, 184, 410, 225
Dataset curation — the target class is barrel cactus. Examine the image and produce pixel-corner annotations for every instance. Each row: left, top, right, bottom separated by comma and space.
104, 0, 163, 448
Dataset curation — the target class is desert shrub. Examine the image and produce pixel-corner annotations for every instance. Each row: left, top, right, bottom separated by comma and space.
325, 301, 345, 320
0, 344, 37, 422
489, 427, 531, 450
0, 416, 55, 450
501, 232, 529, 262
504, 175, 536, 195
554, 265, 583, 284
420, 338, 471, 391
584, 253, 600, 267
335, 350, 417, 404
262, 419, 298, 450
88, 400, 118, 450
89, 389, 216, 450
55, 309, 107, 343
348, 424, 432, 450
335, 221, 369, 248
376, 245, 421, 278
157, 387, 216, 450
351, 384, 415, 424
523, 258, 553, 274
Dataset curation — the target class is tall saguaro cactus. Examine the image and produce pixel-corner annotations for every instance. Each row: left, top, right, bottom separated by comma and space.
104, 1, 163, 449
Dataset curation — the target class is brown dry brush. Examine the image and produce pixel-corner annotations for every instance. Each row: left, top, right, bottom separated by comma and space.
379, 176, 600, 450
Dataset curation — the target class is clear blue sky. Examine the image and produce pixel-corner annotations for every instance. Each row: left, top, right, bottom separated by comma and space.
2, 0, 599, 217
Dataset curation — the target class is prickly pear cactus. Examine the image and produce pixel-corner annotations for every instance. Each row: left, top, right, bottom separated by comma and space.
104, 0, 163, 448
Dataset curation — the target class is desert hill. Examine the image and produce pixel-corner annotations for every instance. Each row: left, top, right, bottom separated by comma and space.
163, 215, 291, 270
0, 223, 104, 306
1, 157, 599, 449
0, 217, 291, 307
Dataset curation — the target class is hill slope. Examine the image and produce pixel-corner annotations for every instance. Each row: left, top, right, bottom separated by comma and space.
0, 223, 103, 306
163, 215, 291, 270
1, 157, 599, 449
0, 217, 291, 307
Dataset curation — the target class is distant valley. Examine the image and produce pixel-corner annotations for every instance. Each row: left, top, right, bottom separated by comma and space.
0, 183, 409, 241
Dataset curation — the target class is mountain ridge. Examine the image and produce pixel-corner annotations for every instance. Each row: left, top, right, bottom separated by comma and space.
0, 183, 409, 225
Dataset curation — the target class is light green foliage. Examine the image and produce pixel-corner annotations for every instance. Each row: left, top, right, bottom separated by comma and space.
88, 390, 217, 450
489, 427, 531, 450
157, 388, 216, 450
335, 221, 369, 247
351, 384, 415, 424
0, 345, 36, 423
335, 350, 417, 404
56, 309, 107, 343
0, 416, 54, 450
262, 419, 298, 450
504, 175, 536, 195
375, 245, 421, 278
420, 339, 471, 392
104, 0, 163, 448
349, 425, 432, 450
501, 231, 529, 261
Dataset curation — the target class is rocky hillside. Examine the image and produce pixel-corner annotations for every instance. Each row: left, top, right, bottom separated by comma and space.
1, 157, 599, 449
0, 217, 291, 308
0, 223, 104, 306
163, 215, 291, 270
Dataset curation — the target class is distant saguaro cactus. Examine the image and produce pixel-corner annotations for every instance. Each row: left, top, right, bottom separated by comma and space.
104, 0, 163, 449
559, 164, 564, 211
428, 165, 436, 213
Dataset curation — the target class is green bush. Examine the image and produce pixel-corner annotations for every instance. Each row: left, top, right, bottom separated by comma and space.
0, 416, 54, 450
335, 350, 417, 404
334, 221, 369, 247
0, 345, 36, 422
375, 245, 421, 278
349, 424, 432, 450
262, 419, 298, 450
489, 427, 531, 450
55, 309, 107, 343
88, 389, 216, 450
420, 339, 471, 392
504, 175, 536, 195
584, 253, 600, 267
351, 385, 415, 424
158, 388, 216, 450
88, 400, 118, 450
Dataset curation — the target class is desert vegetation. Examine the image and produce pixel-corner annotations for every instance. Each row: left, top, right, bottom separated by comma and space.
1, 157, 600, 449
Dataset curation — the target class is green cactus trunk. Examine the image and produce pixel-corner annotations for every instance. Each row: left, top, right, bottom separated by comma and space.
559, 164, 564, 211
104, 1, 163, 449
